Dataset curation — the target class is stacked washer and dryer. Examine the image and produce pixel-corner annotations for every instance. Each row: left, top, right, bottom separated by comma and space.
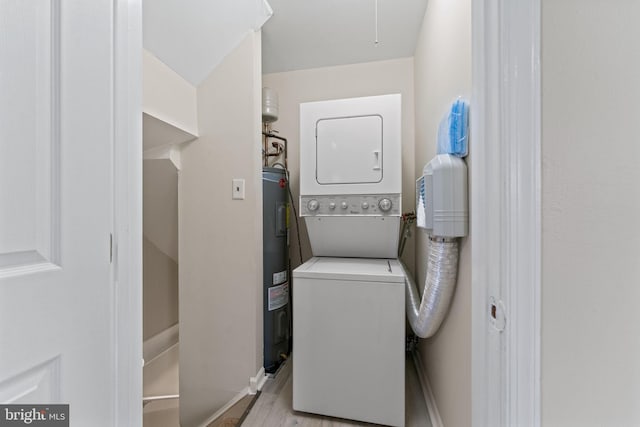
292, 94, 406, 427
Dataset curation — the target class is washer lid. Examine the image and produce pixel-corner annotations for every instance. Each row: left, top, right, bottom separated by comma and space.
293, 257, 405, 283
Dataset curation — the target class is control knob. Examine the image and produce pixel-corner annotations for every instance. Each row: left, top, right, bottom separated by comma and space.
361, 202, 369, 209
307, 199, 319, 211
378, 198, 392, 212
340, 201, 348, 210
329, 202, 336, 210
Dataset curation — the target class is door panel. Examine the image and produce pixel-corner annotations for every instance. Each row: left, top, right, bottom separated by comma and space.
316, 115, 383, 185
0, 0, 116, 424
0, 0, 59, 275
0, 357, 60, 404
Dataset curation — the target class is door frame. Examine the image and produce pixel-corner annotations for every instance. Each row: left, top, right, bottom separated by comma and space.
471, 0, 541, 426
113, 0, 143, 424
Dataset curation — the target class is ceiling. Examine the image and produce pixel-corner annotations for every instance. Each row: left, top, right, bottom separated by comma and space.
262, 0, 428, 74
143, 0, 272, 85
143, 0, 428, 85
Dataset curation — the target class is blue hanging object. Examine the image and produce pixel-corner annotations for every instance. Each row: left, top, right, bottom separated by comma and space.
437, 97, 469, 158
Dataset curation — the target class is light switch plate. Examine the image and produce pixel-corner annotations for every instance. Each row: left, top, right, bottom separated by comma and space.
232, 179, 245, 200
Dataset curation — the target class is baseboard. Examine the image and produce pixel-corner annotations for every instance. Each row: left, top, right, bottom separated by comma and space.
143, 323, 179, 365
411, 349, 444, 427
249, 367, 268, 394
196, 387, 249, 427
196, 366, 267, 427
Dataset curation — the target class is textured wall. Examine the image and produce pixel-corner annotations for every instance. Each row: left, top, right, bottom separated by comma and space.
542, 1, 640, 425
413, 0, 472, 425
179, 31, 263, 427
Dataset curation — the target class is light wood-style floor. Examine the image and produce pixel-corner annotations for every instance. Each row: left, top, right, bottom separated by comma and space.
242, 356, 431, 427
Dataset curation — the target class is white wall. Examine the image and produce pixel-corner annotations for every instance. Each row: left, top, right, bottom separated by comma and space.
541, 1, 640, 425
143, 159, 179, 263
178, 31, 263, 427
142, 55, 185, 351
143, 49, 198, 135
142, 159, 179, 342
143, 237, 178, 340
413, 0, 472, 426
262, 58, 416, 272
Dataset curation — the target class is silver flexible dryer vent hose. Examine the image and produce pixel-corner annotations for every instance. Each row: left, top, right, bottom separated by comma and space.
400, 236, 460, 339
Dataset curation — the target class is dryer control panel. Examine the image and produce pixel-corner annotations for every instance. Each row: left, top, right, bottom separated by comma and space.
300, 194, 401, 217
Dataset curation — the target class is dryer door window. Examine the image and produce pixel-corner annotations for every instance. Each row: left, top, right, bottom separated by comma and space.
316, 115, 383, 185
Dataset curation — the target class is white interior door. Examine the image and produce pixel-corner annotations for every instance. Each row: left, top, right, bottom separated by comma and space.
316, 115, 383, 185
0, 1, 120, 424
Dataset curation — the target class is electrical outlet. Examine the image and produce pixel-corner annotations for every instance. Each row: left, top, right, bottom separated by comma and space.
232, 179, 245, 200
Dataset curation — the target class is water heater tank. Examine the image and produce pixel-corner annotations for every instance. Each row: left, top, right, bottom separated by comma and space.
262, 87, 279, 123
262, 167, 290, 373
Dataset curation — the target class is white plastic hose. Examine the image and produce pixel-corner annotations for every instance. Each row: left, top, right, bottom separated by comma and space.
400, 236, 459, 339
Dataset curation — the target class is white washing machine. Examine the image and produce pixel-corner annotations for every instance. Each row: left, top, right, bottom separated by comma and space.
293, 94, 406, 427
299, 93, 402, 258
292, 257, 405, 427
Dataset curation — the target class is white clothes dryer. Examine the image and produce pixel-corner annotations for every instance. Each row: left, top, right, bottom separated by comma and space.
299, 94, 402, 258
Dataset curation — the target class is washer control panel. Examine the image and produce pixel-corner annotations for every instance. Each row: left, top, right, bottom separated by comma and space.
300, 194, 401, 216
